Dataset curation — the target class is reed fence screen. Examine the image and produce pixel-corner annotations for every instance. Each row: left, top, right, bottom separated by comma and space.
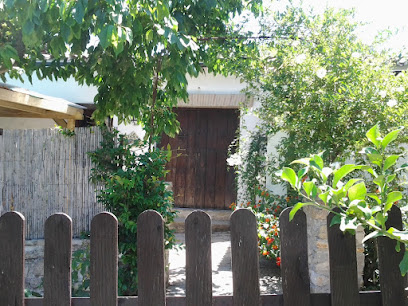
0, 128, 103, 239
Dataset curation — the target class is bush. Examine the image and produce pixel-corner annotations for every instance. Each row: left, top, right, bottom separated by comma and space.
89, 127, 177, 295
279, 125, 408, 276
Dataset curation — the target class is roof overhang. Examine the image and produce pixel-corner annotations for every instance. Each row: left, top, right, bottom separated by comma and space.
178, 93, 253, 109
0, 83, 84, 128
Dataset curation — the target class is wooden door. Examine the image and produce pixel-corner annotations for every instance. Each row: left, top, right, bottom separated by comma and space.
160, 108, 238, 209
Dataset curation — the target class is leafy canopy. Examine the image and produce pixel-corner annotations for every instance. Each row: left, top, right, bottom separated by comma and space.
0, 0, 262, 136
237, 6, 408, 166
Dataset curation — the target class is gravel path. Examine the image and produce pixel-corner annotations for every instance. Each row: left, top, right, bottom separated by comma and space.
167, 232, 282, 296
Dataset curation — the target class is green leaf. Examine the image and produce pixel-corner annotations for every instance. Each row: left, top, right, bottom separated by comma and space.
386, 174, 396, 184
399, 251, 408, 276
360, 147, 379, 155
375, 212, 387, 227
281, 167, 298, 189
329, 214, 341, 226
22, 20, 35, 36
303, 181, 317, 198
366, 125, 381, 148
396, 241, 401, 252
367, 153, 383, 167
348, 182, 366, 202
339, 216, 358, 233
311, 155, 324, 170
146, 29, 154, 43
331, 188, 347, 204
61, 24, 73, 42
384, 155, 399, 171
360, 165, 376, 176
332, 165, 360, 188
157, 2, 169, 20
362, 230, 381, 243
290, 158, 311, 166
367, 193, 381, 205
382, 129, 401, 149
298, 167, 308, 179
289, 202, 313, 221
344, 178, 363, 191
73, 0, 85, 24
99, 25, 114, 49
396, 163, 408, 172
318, 190, 330, 204
386, 191, 402, 206
373, 175, 385, 188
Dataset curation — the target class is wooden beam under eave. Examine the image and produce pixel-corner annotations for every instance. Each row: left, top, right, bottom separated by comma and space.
0, 88, 84, 120
67, 119, 75, 130
53, 119, 67, 128
0, 99, 83, 120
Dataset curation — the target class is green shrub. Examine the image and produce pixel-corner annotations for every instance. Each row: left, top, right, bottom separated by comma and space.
89, 127, 177, 295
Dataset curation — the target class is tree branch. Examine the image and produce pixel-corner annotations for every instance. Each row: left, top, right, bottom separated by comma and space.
149, 56, 162, 151
197, 35, 273, 41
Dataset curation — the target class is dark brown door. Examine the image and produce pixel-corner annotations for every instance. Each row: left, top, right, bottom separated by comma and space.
161, 108, 238, 209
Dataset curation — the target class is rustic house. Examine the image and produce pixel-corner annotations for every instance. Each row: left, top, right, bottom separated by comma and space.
1, 71, 258, 212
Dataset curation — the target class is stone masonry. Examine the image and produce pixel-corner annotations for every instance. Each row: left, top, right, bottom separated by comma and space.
25, 239, 89, 295
304, 206, 364, 293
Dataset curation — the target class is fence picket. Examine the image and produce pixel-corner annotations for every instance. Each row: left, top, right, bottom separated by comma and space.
90, 212, 118, 306
0, 207, 404, 305
185, 210, 212, 306
44, 213, 72, 306
327, 211, 359, 306
377, 205, 407, 306
138, 210, 166, 305
0, 211, 25, 306
280, 208, 311, 306
230, 208, 260, 305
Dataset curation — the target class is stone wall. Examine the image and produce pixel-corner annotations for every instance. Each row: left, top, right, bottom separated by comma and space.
304, 206, 364, 293
25, 238, 169, 295
25, 239, 89, 295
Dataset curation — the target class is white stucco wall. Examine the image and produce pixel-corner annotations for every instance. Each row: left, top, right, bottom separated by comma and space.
266, 131, 287, 196
0, 118, 55, 129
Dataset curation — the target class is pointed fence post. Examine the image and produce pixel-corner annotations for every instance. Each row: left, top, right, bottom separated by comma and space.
90, 212, 118, 306
44, 213, 72, 306
280, 207, 311, 306
377, 205, 407, 306
138, 210, 166, 306
185, 210, 212, 306
230, 208, 260, 305
0, 211, 25, 306
327, 210, 359, 306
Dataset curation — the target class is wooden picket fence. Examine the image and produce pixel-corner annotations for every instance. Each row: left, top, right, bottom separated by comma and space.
0, 206, 406, 306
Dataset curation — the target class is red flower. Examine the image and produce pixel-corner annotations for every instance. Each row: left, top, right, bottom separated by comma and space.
265, 218, 270, 223
262, 250, 269, 256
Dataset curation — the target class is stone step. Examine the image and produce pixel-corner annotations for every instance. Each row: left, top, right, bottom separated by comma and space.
169, 208, 232, 233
